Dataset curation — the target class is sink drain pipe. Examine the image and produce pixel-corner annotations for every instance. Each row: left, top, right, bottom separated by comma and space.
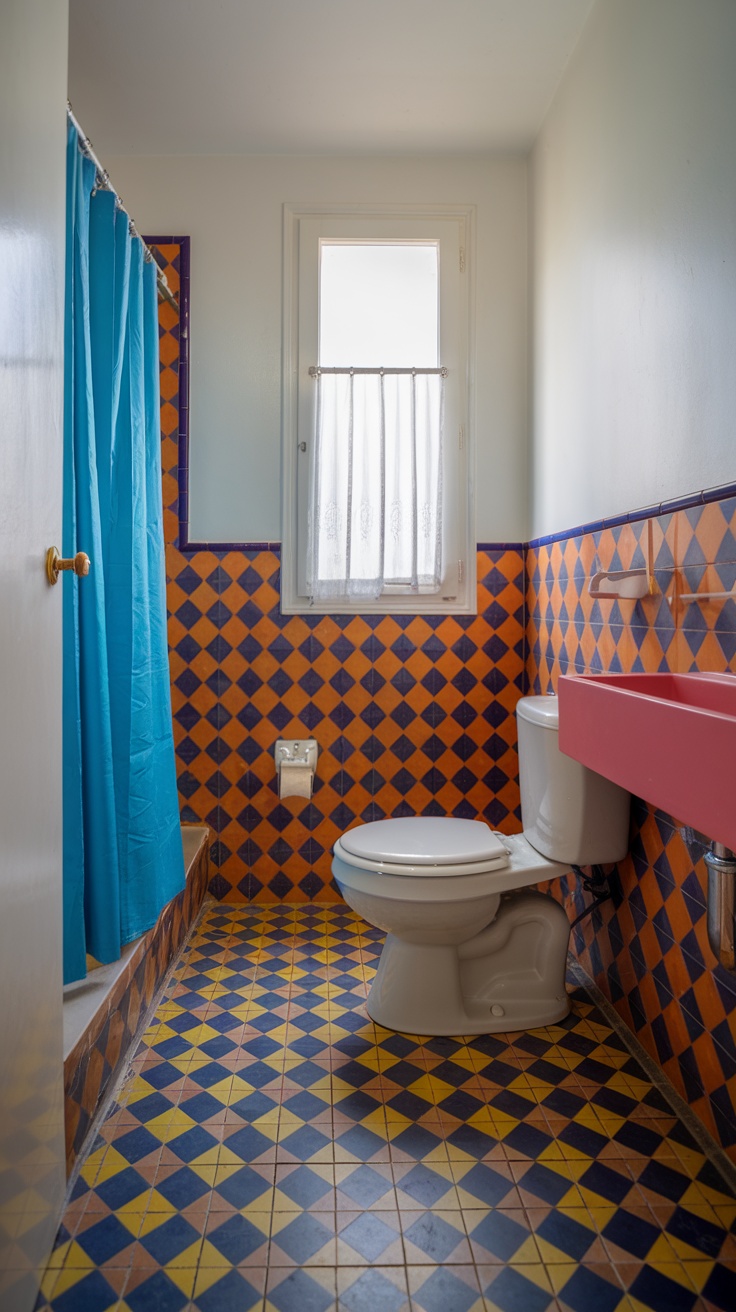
705, 843, 736, 971
568, 845, 736, 972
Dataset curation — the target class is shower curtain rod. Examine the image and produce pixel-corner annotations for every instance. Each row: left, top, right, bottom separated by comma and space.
66, 102, 179, 314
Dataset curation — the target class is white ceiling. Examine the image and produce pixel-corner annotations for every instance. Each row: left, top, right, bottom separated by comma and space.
68, 0, 594, 157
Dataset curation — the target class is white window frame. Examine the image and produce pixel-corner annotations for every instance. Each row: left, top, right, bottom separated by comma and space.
281, 203, 476, 615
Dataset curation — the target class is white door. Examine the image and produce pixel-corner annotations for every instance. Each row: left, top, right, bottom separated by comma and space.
0, 3, 69, 1310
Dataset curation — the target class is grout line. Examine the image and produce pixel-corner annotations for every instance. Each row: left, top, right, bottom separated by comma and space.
568, 955, 736, 1196
48, 905, 736, 1312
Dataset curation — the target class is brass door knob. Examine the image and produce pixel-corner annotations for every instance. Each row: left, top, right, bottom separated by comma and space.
46, 547, 91, 586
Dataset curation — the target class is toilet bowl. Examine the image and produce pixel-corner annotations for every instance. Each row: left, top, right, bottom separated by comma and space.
332, 695, 630, 1036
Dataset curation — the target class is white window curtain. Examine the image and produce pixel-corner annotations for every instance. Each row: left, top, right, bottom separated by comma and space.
307, 370, 444, 602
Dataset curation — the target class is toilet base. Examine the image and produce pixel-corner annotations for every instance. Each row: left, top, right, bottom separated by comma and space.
366, 891, 571, 1036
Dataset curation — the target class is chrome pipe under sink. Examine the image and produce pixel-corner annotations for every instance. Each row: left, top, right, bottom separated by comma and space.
705, 843, 736, 972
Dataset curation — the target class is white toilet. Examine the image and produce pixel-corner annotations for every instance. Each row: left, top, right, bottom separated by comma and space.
332, 694, 630, 1036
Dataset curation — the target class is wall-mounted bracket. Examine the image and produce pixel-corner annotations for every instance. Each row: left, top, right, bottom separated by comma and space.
588, 568, 651, 600
588, 518, 657, 600
274, 739, 319, 775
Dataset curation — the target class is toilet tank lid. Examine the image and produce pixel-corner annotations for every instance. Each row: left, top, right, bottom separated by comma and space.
516, 694, 559, 728
340, 817, 508, 865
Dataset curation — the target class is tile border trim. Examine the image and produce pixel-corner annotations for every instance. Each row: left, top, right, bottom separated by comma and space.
148, 233, 736, 561
528, 479, 736, 550
146, 234, 192, 554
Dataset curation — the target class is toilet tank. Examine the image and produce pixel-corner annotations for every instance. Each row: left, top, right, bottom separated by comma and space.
517, 694, 630, 866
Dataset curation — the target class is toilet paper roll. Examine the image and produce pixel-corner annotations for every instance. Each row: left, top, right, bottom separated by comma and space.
279, 762, 314, 799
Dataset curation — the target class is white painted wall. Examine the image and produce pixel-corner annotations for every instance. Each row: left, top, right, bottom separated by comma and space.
531, 0, 736, 539
107, 154, 529, 543
0, 3, 68, 1307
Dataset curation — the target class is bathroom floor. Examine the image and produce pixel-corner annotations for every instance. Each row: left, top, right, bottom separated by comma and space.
40, 905, 735, 1312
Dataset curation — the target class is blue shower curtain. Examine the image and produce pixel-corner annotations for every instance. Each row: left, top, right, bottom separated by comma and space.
63, 122, 184, 985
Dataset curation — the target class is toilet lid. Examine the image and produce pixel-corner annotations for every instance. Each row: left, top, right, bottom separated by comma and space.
340, 817, 509, 869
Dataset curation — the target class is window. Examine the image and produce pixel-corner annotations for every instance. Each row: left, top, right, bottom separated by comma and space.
282, 205, 474, 614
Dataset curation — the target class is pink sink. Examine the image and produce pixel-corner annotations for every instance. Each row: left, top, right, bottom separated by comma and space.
558, 672, 736, 851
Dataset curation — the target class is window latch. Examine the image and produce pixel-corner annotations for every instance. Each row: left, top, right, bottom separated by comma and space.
298, 441, 307, 452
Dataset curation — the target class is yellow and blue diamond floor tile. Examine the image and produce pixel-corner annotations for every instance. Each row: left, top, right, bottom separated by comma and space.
40, 905, 736, 1311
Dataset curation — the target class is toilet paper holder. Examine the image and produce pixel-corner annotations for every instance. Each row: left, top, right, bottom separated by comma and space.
274, 739, 319, 776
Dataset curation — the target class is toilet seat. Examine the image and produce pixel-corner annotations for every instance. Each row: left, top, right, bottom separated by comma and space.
337, 817, 510, 878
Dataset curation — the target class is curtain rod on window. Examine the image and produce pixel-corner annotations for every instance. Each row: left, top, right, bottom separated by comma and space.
309, 366, 447, 377
66, 102, 179, 314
